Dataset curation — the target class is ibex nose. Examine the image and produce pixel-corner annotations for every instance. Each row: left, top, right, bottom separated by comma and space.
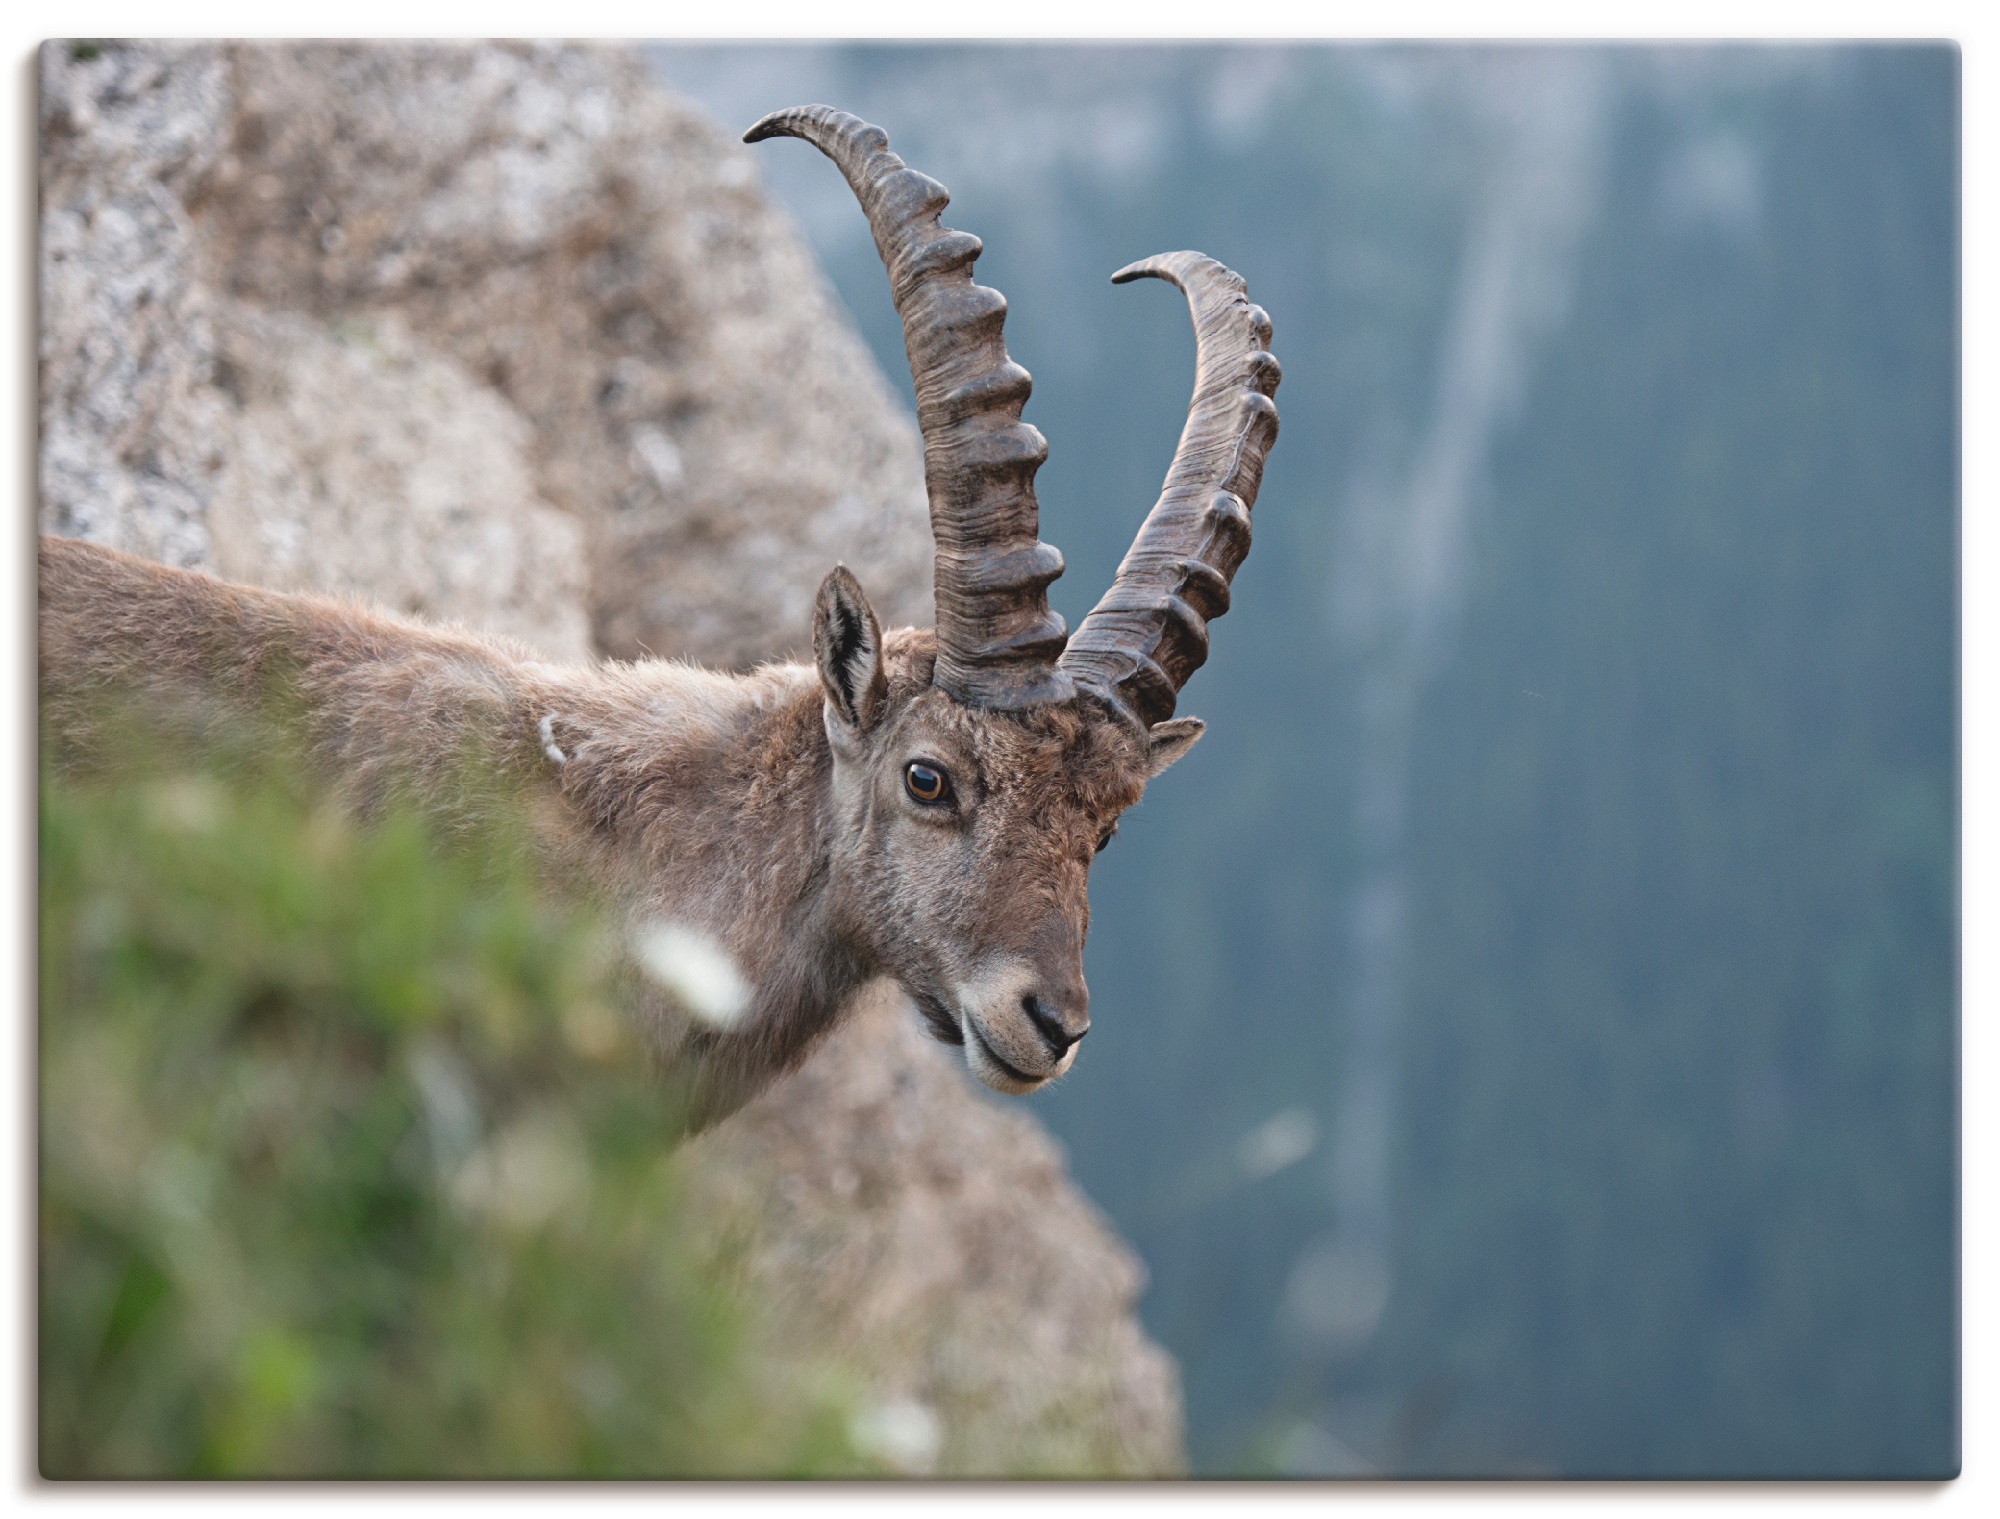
1023, 992, 1089, 1054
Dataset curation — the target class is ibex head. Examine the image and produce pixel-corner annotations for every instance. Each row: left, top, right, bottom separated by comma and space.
749, 107, 1281, 1095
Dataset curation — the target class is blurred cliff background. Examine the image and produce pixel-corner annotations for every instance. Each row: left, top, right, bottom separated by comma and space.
39, 39, 1956, 1478
652, 41, 1958, 1477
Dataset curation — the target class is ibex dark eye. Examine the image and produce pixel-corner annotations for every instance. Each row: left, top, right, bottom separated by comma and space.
1096, 826, 1117, 854
904, 761, 951, 805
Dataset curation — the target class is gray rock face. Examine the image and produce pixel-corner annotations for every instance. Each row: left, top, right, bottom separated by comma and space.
39, 44, 232, 573
197, 39, 934, 669
39, 41, 592, 662
683, 982, 1184, 1477
38, 38, 1182, 1476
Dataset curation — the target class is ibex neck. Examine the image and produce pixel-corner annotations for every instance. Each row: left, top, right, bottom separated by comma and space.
527, 657, 864, 1109
37, 537, 869, 1133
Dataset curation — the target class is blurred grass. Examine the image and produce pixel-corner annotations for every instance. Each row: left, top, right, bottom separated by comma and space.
38, 719, 868, 1477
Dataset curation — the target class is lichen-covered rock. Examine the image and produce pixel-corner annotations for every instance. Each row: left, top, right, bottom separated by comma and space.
38, 43, 232, 573
207, 304, 589, 658
191, 39, 935, 669
38, 37, 1183, 1476
37, 40, 591, 663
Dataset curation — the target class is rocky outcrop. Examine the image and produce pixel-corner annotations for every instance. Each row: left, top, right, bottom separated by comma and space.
38, 38, 1182, 1476
40, 39, 931, 669
683, 982, 1183, 1477
39, 44, 592, 661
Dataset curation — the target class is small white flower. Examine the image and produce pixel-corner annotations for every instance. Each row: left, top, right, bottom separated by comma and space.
849, 1398, 941, 1474
408, 1038, 481, 1172
631, 920, 752, 1030
146, 774, 226, 833
1237, 1106, 1318, 1180
450, 1110, 588, 1232
629, 424, 684, 489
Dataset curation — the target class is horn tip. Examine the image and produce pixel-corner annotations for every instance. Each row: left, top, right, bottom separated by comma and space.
1111, 251, 1228, 290
742, 105, 835, 145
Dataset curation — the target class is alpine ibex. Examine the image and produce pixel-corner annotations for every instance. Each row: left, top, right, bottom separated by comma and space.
38, 107, 1281, 1130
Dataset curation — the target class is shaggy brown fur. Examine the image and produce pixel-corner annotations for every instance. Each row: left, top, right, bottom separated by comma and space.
40, 537, 1202, 1129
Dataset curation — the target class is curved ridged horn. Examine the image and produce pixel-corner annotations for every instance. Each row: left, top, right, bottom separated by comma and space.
1059, 252, 1281, 729
745, 105, 1074, 709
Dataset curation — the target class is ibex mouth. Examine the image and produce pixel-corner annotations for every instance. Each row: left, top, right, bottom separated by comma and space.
911, 991, 965, 1046
960, 1012, 1051, 1095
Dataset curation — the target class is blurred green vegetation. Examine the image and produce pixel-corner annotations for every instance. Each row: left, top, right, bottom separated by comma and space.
38, 726, 866, 1478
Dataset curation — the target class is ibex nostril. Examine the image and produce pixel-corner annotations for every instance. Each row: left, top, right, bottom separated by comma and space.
1023, 994, 1088, 1053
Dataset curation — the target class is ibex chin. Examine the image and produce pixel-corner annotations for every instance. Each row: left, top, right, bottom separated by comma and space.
38, 107, 1281, 1131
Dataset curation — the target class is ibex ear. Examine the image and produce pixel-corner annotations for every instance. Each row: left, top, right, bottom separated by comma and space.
1145, 716, 1205, 778
814, 565, 888, 738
